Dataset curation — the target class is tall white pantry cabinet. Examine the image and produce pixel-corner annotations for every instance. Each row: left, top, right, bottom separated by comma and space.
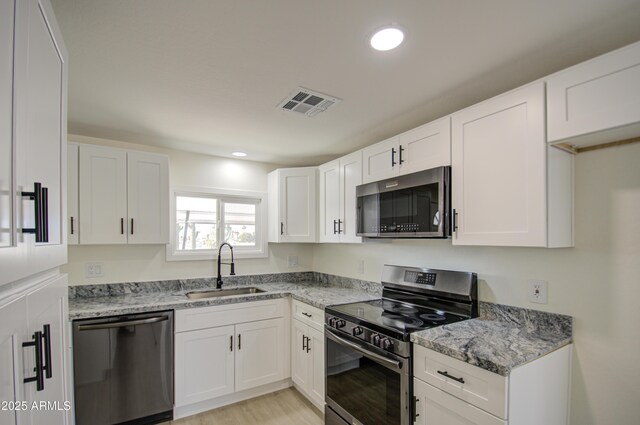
0, 1, 71, 425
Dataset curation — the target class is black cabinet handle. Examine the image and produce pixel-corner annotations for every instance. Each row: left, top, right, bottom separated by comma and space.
452, 209, 458, 232
391, 148, 397, 167
399, 145, 405, 164
42, 324, 52, 379
437, 370, 465, 384
333, 220, 337, 235
21, 182, 49, 243
22, 331, 45, 391
338, 219, 343, 234
412, 396, 420, 421
131, 218, 134, 235
280, 222, 284, 235
302, 335, 308, 351
306, 336, 311, 353
121, 218, 124, 235
238, 334, 241, 350
229, 335, 233, 352
70, 216, 74, 235
302, 312, 312, 318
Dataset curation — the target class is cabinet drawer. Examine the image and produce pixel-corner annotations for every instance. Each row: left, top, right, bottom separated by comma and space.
176, 298, 288, 333
413, 345, 508, 419
292, 300, 324, 331
414, 378, 506, 425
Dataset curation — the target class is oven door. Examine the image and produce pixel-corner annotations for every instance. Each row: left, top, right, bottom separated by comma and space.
325, 328, 410, 425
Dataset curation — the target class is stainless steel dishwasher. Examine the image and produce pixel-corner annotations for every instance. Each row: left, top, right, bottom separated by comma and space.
73, 310, 174, 425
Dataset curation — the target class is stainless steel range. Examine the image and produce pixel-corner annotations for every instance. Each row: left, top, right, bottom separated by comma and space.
324, 265, 478, 425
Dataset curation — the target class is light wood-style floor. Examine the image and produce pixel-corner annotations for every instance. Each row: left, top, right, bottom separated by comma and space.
166, 388, 324, 425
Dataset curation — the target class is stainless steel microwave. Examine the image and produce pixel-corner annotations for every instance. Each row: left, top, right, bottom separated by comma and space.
356, 166, 451, 238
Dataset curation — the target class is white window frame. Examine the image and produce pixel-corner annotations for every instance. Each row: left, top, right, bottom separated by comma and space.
167, 185, 267, 261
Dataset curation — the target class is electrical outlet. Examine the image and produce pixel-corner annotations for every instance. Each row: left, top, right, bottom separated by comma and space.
287, 255, 298, 268
528, 280, 548, 304
357, 260, 365, 275
85, 262, 104, 278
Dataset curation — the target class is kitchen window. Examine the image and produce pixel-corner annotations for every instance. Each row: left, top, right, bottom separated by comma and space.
167, 187, 267, 261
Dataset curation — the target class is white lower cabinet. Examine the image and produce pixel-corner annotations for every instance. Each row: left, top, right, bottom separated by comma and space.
413, 344, 572, 425
291, 300, 325, 410
0, 274, 70, 425
174, 299, 290, 418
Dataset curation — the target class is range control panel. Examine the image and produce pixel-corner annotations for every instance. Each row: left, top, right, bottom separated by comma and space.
404, 270, 437, 286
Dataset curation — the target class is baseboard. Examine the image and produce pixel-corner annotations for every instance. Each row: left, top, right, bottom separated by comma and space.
174, 379, 293, 419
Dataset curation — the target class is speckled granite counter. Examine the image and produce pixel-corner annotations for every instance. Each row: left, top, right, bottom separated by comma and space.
69, 279, 380, 320
411, 302, 572, 376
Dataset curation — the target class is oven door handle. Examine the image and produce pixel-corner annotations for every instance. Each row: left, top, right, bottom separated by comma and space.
325, 329, 402, 371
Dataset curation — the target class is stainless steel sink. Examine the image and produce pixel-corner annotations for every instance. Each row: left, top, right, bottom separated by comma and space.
185, 287, 266, 299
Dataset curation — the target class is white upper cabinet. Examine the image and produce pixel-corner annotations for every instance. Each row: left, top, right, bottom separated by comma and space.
78, 144, 169, 245
362, 136, 399, 184
67, 143, 78, 245
547, 41, 640, 147
127, 151, 169, 244
0, 0, 67, 286
452, 82, 573, 248
362, 117, 451, 184
319, 151, 363, 243
318, 160, 340, 243
0, 0, 15, 251
79, 145, 128, 244
398, 117, 451, 174
268, 167, 317, 243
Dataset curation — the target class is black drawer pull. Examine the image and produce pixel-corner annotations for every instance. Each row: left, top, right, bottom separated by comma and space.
238, 334, 241, 350
437, 370, 465, 384
43, 324, 52, 379
70, 216, 74, 235
301, 312, 312, 318
131, 218, 134, 235
121, 218, 124, 235
22, 331, 45, 391
280, 222, 284, 235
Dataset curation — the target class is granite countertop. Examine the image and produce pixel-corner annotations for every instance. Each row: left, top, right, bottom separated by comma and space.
411, 302, 573, 376
68, 281, 379, 320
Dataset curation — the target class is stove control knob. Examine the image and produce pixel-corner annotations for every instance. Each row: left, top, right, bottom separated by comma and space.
371, 334, 381, 345
380, 337, 393, 349
328, 317, 337, 327
352, 326, 364, 337
335, 319, 346, 329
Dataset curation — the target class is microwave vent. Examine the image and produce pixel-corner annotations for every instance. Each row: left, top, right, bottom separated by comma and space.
277, 87, 341, 117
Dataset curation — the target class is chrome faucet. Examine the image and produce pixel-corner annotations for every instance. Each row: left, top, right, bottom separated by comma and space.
216, 243, 235, 289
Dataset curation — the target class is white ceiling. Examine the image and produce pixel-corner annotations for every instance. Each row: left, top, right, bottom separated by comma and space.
51, 0, 640, 166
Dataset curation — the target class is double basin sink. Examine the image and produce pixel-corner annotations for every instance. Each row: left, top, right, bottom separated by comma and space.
185, 287, 266, 299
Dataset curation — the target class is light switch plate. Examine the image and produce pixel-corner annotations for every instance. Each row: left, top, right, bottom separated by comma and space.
85, 262, 105, 278
287, 255, 298, 268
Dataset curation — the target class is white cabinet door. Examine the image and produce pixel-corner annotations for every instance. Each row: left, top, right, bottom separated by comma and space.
318, 160, 340, 243
79, 145, 128, 244
67, 143, 78, 245
126, 151, 169, 244
235, 317, 287, 391
268, 167, 317, 243
361, 136, 399, 184
11, 0, 67, 278
338, 150, 362, 243
398, 117, 451, 175
452, 82, 547, 247
175, 325, 235, 406
291, 319, 310, 389
547, 41, 640, 147
414, 378, 505, 425
0, 297, 27, 425
0, 0, 15, 251
24, 275, 68, 425
307, 326, 325, 408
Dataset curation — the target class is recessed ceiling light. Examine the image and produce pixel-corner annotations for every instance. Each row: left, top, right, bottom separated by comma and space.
231, 151, 247, 157
370, 26, 405, 51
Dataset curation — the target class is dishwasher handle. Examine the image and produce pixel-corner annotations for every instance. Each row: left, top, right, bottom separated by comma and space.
78, 315, 169, 331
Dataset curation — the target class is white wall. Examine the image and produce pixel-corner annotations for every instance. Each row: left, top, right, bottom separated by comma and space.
312, 143, 640, 425
63, 135, 314, 284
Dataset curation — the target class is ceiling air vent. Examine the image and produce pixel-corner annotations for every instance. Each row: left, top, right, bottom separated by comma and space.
277, 87, 341, 117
